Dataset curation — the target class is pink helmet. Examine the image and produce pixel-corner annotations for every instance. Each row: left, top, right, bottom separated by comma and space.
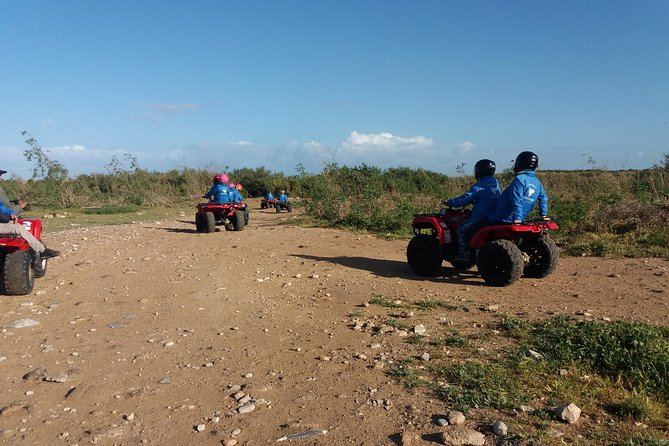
220, 173, 229, 184
236, 183, 243, 191
213, 175, 222, 184
228, 183, 235, 189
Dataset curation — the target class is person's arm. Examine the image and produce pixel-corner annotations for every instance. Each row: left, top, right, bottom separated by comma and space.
537, 183, 549, 217
447, 184, 481, 208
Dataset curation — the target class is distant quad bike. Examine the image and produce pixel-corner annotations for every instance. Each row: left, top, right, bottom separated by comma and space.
195, 202, 249, 233
0, 218, 49, 295
260, 198, 276, 209
274, 201, 292, 213
407, 207, 559, 286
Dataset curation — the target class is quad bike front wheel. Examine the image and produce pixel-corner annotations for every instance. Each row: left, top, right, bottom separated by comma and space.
476, 239, 524, 286
233, 210, 246, 231
0, 251, 35, 295
195, 213, 205, 233
287, 203, 293, 212
407, 234, 442, 276
521, 236, 559, 278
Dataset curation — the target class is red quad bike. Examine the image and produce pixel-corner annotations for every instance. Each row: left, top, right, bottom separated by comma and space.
274, 201, 292, 213
0, 218, 49, 295
195, 202, 249, 233
407, 207, 559, 286
260, 198, 276, 209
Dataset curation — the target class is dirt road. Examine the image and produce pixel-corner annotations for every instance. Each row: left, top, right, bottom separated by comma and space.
1, 199, 667, 445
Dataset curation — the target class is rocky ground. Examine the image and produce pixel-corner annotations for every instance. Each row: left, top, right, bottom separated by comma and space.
1, 198, 667, 445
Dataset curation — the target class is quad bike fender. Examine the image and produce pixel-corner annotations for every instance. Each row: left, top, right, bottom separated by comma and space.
411, 215, 452, 245
470, 221, 559, 249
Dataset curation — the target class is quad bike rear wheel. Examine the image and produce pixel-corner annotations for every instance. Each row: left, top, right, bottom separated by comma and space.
195, 213, 205, 233
0, 251, 35, 295
204, 212, 216, 233
287, 203, 293, 212
521, 236, 559, 278
233, 210, 246, 231
476, 239, 523, 286
407, 234, 442, 276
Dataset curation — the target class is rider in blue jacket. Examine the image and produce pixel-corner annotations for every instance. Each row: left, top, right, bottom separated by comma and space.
266, 191, 274, 201
489, 151, 548, 223
446, 159, 501, 261
278, 190, 288, 203
202, 175, 231, 204
228, 183, 245, 204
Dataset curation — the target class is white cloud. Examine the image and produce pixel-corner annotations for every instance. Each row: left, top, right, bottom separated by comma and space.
132, 102, 198, 123
457, 140, 476, 153
342, 131, 433, 153
231, 140, 254, 147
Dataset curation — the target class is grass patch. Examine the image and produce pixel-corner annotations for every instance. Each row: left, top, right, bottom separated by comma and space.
386, 359, 422, 389
509, 316, 669, 401
413, 299, 466, 311
369, 294, 405, 308
431, 362, 528, 411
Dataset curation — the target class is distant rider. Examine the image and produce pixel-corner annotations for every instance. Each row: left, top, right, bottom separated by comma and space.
489, 151, 549, 224
266, 191, 274, 201
446, 159, 501, 261
228, 183, 245, 204
278, 190, 288, 203
202, 175, 231, 204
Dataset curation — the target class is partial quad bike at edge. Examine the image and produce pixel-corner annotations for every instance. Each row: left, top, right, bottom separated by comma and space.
274, 201, 292, 213
0, 218, 49, 295
260, 198, 276, 209
195, 202, 249, 233
407, 207, 559, 286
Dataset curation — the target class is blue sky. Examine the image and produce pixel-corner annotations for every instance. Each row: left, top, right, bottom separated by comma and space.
1, 0, 667, 179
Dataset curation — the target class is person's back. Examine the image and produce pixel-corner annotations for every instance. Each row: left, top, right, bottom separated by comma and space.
447, 175, 500, 225
489, 151, 548, 223
266, 191, 274, 201
278, 190, 288, 203
203, 176, 231, 204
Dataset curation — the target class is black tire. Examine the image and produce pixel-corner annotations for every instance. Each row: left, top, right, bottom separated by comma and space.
204, 212, 216, 233
195, 213, 205, 233
233, 210, 246, 231
1, 250, 34, 295
521, 236, 559, 278
476, 239, 523, 286
261, 202, 267, 209
287, 203, 293, 212
275, 203, 281, 213
407, 235, 442, 276
244, 209, 250, 224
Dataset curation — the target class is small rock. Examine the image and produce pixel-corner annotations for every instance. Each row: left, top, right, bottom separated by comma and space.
237, 403, 255, 414
231, 428, 241, 436
492, 420, 508, 435
448, 410, 466, 426
5, 318, 40, 329
124, 413, 135, 421
439, 426, 485, 445
519, 405, 535, 414
436, 418, 449, 427
528, 349, 543, 360
158, 378, 171, 384
420, 352, 430, 361
554, 403, 581, 424
23, 368, 48, 381
224, 440, 238, 446
400, 430, 422, 446
45, 372, 68, 383
413, 324, 427, 335
195, 424, 206, 432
